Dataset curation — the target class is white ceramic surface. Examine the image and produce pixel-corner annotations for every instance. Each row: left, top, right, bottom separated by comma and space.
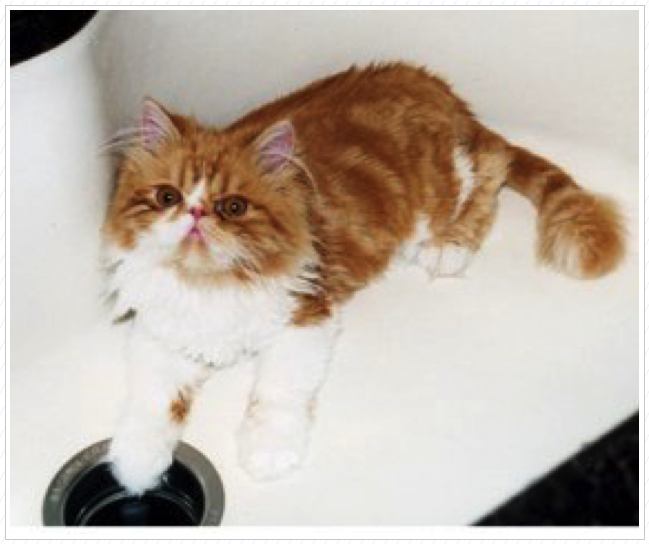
11, 15, 110, 366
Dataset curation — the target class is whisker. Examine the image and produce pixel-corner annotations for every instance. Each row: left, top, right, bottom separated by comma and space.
108, 126, 143, 137
98, 138, 145, 154
100, 128, 143, 145
100, 133, 143, 146
104, 129, 146, 140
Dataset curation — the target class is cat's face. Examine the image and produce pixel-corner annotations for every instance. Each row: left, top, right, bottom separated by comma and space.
103, 100, 313, 285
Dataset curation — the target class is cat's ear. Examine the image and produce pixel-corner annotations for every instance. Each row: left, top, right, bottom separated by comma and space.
140, 98, 182, 152
255, 120, 296, 175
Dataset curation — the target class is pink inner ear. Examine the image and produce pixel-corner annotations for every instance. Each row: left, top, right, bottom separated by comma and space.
258, 121, 295, 171
141, 101, 173, 152
141, 114, 158, 150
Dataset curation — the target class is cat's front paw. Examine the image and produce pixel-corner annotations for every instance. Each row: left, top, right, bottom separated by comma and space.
237, 407, 310, 481
107, 433, 173, 495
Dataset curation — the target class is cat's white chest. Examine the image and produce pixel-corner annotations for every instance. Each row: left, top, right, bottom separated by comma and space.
110, 259, 297, 367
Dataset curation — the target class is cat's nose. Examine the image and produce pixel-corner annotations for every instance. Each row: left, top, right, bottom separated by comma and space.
189, 206, 206, 220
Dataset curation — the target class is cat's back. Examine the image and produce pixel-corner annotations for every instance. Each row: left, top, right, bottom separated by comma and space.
227, 62, 468, 137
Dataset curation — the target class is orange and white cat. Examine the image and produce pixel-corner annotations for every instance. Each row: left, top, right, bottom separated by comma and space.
102, 63, 625, 494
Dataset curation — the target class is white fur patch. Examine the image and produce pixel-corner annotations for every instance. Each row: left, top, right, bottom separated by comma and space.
238, 320, 338, 480
549, 236, 583, 278
186, 179, 206, 208
104, 242, 317, 369
398, 215, 433, 264
452, 146, 475, 221
237, 406, 310, 480
436, 244, 473, 277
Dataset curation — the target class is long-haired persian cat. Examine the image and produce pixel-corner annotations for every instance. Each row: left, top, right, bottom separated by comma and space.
102, 63, 625, 493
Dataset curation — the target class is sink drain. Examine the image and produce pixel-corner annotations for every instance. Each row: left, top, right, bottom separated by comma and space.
43, 439, 224, 526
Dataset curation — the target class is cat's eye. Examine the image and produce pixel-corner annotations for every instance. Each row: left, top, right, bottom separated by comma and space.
216, 195, 248, 219
155, 185, 183, 208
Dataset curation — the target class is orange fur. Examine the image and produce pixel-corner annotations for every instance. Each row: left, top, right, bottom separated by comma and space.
169, 390, 191, 423
104, 62, 626, 326
506, 144, 625, 278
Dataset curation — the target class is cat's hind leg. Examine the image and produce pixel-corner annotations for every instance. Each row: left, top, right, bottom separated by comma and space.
417, 144, 508, 278
432, 182, 501, 277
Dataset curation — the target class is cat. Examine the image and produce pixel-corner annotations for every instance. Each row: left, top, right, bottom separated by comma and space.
102, 62, 625, 494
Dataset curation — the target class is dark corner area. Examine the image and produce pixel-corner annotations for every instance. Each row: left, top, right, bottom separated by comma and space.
10, 10, 96, 67
476, 412, 639, 526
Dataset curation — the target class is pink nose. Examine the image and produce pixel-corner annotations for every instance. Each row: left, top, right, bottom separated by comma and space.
190, 206, 206, 220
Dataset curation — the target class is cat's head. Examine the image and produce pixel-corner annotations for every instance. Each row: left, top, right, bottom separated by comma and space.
103, 99, 314, 286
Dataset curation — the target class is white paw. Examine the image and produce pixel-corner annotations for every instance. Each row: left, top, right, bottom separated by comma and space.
435, 244, 474, 277
237, 407, 309, 481
414, 245, 442, 277
107, 433, 173, 495
415, 243, 473, 279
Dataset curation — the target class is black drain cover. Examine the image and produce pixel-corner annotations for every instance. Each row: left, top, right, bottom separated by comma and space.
43, 439, 224, 526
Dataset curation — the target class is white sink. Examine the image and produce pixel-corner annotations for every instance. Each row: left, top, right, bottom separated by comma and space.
9, 10, 639, 529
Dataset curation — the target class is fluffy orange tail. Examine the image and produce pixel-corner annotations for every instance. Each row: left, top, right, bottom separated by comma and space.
469, 125, 626, 279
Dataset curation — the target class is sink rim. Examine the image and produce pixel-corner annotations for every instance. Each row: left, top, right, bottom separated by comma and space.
42, 438, 225, 526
